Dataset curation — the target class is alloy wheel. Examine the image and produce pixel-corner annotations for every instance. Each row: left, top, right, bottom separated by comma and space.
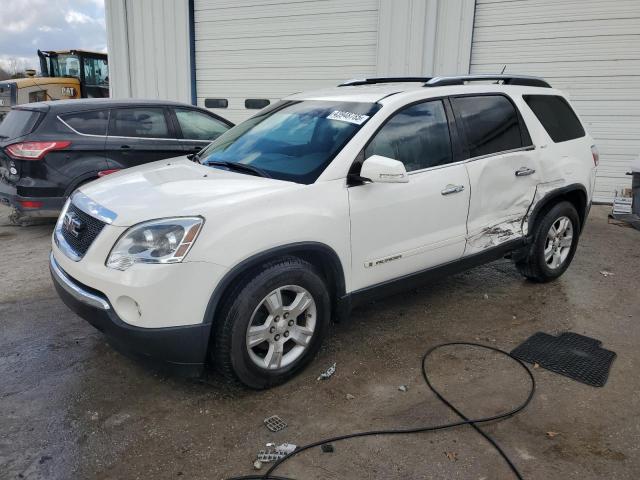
245, 285, 317, 370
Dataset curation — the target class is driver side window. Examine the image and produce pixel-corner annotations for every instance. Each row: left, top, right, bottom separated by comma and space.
364, 100, 453, 172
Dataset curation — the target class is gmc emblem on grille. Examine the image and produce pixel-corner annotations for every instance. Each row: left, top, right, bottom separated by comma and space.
62, 211, 85, 238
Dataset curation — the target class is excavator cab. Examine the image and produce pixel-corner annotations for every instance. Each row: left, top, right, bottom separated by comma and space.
38, 50, 109, 99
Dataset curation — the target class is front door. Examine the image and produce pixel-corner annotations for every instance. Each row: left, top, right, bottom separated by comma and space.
450, 94, 541, 255
348, 99, 470, 292
105, 106, 184, 169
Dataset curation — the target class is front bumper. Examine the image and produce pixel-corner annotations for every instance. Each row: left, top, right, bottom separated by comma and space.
50, 253, 212, 377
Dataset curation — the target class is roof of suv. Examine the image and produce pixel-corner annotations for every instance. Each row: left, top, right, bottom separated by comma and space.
288, 75, 556, 103
16, 98, 201, 113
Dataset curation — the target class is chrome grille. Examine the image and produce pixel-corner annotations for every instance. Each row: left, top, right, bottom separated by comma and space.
59, 203, 106, 258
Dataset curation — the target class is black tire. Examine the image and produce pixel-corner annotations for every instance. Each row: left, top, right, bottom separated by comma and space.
212, 256, 331, 389
516, 201, 580, 282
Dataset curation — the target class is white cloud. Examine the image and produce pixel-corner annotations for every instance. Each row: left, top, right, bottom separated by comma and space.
65, 10, 94, 25
0, 0, 106, 74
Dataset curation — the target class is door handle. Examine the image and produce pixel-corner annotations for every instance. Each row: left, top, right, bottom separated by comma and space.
515, 167, 536, 177
441, 184, 465, 195
120, 145, 131, 149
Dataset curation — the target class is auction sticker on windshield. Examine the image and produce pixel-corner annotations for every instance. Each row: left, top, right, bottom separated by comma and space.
327, 110, 370, 125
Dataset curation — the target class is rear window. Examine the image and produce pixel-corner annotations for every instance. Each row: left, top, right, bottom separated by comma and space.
451, 95, 524, 158
0, 109, 42, 140
61, 110, 109, 135
523, 95, 585, 143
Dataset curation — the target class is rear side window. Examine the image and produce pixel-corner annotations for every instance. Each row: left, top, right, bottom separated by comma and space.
451, 95, 523, 158
109, 108, 170, 138
0, 109, 42, 140
523, 95, 585, 143
61, 110, 109, 135
175, 108, 229, 141
365, 100, 453, 172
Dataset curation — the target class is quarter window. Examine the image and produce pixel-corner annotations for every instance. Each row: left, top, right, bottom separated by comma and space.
364, 100, 453, 172
523, 95, 585, 143
61, 110, 109, 135
451, 95, 523, 158
109, 108, 169, 138
175, 109, 229, 141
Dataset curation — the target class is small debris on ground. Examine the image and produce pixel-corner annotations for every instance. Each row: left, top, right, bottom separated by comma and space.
546, 431, 560, 438
253, 460, 262, 470
263, 415, 287, 432
483, 293, 489, 300
256, 443, 297, 463
317, 362, 336, 381
445, 451, 458, 461
398, 385, 408, 392
600, 271, 614, 277
533, 363, 540, 369
345, 393, 355, 400
321, 443, 334, 453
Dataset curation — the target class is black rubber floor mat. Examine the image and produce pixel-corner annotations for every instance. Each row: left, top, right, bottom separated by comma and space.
511, 332, 616, 387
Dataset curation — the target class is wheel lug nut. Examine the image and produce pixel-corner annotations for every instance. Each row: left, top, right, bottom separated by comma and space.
283, 312, 289, 319
274, 316, 280, 322
288, 320, 294, 326
284, 331, 289, 338
269, 327, 276, 333
274, 334, 280, 341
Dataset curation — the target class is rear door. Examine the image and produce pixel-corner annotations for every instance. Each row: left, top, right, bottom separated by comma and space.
105, 106, 184, 169
450, 94, 540, 255
54, 109, 110, 189
170, 107, 232, 155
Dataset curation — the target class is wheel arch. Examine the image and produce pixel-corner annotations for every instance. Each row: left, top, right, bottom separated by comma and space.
203, 242, 347, 328
527, 183, 589, 235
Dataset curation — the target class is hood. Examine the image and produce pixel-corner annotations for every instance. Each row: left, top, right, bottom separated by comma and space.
78, 158, 296, 226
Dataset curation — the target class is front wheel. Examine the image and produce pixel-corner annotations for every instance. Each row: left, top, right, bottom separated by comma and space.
212, 257, 330, 389
516, 201, 580, 282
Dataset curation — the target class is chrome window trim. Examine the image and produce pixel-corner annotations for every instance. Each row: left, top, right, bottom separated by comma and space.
464, 145, 535, 163
384, 145, 535, 177
71, 190, 118, 224
57, 115, 212, 143
50, 253, 110, 310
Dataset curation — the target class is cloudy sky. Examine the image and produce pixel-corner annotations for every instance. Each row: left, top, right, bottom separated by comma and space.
0, 0, 106, 73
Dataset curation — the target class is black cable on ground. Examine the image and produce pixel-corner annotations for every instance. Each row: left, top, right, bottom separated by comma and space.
226, 342, 536, 480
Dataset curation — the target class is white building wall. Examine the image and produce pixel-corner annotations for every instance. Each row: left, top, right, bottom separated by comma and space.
106, 0, 192, 103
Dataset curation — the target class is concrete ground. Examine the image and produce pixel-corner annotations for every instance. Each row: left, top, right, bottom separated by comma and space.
1, 204, 638, 480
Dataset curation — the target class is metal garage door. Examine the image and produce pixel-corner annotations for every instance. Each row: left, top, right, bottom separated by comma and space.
193, 0, 379, 124
470, 0, 640, 202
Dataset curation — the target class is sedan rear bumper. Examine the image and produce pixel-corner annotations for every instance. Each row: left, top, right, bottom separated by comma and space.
49, 252, 211, 377
0, 179, 63, 216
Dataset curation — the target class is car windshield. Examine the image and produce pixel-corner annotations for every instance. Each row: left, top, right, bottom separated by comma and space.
198, 100, 380, 184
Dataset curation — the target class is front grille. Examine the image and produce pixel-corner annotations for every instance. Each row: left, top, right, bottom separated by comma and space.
60, 203, 106, 257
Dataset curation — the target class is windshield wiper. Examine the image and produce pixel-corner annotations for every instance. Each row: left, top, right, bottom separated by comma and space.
205, 160, 271, 178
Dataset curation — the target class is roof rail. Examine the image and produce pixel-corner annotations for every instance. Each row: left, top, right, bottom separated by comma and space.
424, 74, 551, 88
338, 77, 433, 87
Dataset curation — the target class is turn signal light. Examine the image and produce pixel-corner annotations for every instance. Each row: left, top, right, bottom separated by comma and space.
5, 141, 71, 160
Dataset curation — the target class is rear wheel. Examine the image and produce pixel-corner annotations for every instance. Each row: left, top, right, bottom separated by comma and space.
516, 201, 580, 282
212, 257, 330, 389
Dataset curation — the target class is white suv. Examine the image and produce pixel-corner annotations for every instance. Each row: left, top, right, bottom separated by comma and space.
50, 75, 597, 388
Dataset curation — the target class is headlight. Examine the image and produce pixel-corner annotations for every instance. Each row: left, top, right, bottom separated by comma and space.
106, 217, 204, 270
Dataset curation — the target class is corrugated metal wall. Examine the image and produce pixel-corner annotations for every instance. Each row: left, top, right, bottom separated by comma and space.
106, 0, 191, 103
470, 0, 640, 202
193, 0, 380, 123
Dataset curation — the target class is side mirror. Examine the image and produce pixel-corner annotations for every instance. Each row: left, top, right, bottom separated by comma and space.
360, 155, 409, 183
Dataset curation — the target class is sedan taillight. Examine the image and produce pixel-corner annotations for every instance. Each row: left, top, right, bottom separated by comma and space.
5, 141, 71, 160
591, 145, 599, 167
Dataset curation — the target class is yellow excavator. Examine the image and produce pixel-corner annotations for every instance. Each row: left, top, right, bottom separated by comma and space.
0, 49, 109, 121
